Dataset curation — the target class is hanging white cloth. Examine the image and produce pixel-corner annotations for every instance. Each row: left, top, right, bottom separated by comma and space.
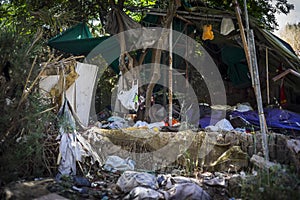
57, 98, 84, 177
220, 17, 235, 35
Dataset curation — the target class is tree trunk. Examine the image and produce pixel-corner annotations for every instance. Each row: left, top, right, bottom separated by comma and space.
143, 0, 178, 121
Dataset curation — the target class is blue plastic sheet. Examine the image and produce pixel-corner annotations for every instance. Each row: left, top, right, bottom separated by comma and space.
230, 108, 300, 131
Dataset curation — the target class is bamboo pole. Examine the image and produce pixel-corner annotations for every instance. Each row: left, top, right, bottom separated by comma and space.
272, 68, 300, 81
168, 22, 173, 126
18, 55, 54, 109
236, 0, 269, 160
233, 1, 251, 72
249, 30, 269, 161
243, 0, 254, 87
266, 47, 270, 104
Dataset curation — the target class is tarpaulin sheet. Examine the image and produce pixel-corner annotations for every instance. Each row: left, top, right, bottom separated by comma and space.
230, 108, 300, 131
47, 22, 120, 73
199, 109, 225, 128
221, 46, 251, 88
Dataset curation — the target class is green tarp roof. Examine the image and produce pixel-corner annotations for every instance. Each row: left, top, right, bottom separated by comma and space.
47, 14, 300, 89
48, 22, 107, 56
47, 22, 119, 72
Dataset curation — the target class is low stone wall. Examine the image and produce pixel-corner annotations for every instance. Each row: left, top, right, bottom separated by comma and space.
81, 127, 299, 173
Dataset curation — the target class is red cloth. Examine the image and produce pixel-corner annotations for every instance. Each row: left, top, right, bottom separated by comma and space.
277, 63, 287, 107
280, 79, 287, 107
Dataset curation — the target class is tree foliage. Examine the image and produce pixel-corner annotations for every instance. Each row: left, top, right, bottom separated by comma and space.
280, 23, 300, 57
201, 0, 294, 30
0, 0, 295, 34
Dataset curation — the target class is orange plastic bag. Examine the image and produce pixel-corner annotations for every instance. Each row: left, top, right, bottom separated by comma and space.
202, 24, 214, 40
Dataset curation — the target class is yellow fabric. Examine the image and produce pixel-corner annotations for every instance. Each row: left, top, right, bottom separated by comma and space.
49, 65, 79, 106
65, 66, 79, 89
202, 24, 214, 40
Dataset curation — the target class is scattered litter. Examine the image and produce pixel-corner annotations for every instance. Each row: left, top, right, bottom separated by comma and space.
204, 177, 226, 187
234, 102, 253, 112
167, 182, 211, 200
73, 176, 91, 187
250, 154, 281, 170
286, 139, 300, 154
133, 120, 148, 128
206, 118, 234, 132
116, 171, 158, 193
71, 185, 89, 194
103, 156, 135, 172
123, 186, 165, 200
101, 116, 129, 129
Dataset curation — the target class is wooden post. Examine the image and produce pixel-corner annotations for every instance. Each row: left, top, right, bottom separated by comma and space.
266, 47, 270, 104
144, 0, 178, 122
168, 22, 173, 126
233, 1, 251, 72
243, 0, 254, 87
249, 30, 269, 161
236, 0, 269, 160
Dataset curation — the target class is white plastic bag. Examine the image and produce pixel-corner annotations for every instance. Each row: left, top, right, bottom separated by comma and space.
117, 171, 158, 193
206, 118, 233, 132
117, 82, 138, 111
103, 156, 135, 172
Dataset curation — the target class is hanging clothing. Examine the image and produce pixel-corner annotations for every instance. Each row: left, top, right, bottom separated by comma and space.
57, 99, 83, 177
280, 79, 287, 107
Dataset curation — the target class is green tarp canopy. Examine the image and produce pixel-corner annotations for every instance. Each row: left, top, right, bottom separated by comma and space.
48, 19, 300, 89
47, 22, 120, 72
47, 20, 195, 74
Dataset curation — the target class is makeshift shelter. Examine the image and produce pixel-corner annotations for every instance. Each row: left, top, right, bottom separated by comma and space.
41, 3, 300, 182
138, 6, 300, 111
46, 4, 300, 123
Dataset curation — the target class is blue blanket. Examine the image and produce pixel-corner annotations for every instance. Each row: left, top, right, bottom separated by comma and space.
199, 109, 226, 128
230, 108, 300, 131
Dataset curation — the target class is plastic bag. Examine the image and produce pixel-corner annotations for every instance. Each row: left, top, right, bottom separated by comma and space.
117, 171, 158, 193
202, 24, 214, 40
103, 156, 135, 172
117, 82, 139, 111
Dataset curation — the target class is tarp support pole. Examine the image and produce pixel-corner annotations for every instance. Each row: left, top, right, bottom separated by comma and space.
266, 47, 270, 104
249, 30, 270, 161
234, 1, 252, 76
243, 0, 254, 87
243, 0, 250, 36
168, 22, 173, 126
272, 68, 300, 82
236, 0, 269, 160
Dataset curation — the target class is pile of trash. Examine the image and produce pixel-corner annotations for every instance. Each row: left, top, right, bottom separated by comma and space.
2, 152, 300, 200
48, 155, 214, 199
44, 168, 227, 200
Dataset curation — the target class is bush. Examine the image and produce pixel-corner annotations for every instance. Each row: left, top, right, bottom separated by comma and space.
0, 25, 58, 183
241, 167, 300, 200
